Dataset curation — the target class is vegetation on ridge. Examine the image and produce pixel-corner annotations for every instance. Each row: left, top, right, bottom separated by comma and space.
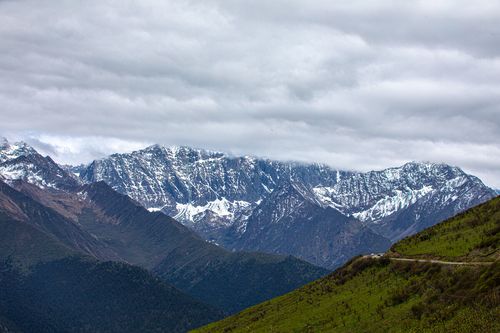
193, 197, 500, 333
391, 196, 499, 261
0, 257, 222, 333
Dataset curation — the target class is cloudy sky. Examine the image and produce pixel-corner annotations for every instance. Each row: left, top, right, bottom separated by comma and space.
1, 1, 499, 187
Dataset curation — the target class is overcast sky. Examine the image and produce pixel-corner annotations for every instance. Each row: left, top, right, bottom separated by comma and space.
1, 1, 499, 187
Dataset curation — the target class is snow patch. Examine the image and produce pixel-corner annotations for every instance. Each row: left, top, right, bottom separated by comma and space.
0, 163, 56, 189
312, 187, 345, 209
353, 185, 434, 223
0, 140, 37, 163
173, 198, 252, 225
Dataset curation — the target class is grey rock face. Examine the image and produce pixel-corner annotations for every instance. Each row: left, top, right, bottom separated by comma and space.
234, 181, 391, 268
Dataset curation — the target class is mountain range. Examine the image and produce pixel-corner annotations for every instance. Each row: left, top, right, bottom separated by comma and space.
0, 138, 327, 321
76, 143, 496, 268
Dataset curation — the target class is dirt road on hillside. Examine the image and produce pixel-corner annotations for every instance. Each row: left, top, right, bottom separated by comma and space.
364, 255, 495, 266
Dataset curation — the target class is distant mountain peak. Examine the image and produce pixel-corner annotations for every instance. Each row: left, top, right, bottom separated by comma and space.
0, 138, 38, 163
0, 138, 80, 190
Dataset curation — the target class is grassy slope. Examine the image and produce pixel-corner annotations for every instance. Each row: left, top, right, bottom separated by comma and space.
193, 197, 500, 333
390, 196, 499, 261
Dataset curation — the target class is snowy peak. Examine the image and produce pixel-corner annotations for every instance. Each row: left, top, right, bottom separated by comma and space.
0, 138, 38, 164
310, 161, 488, 219
126, 144, 226, 163
0, 139, 80, 191
81, 144, 282, 210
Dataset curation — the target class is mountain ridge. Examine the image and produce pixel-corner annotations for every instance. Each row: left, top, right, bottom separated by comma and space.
0, 179, 223, 332
0, 138, 495, 270
73, 142, 496, 268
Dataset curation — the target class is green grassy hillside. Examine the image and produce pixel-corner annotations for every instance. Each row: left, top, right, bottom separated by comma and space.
193, 197, 500, 333
390, 196, 499, 261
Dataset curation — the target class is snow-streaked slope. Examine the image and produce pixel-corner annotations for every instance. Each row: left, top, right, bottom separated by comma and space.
235, 181, 391, 268
173, 199, 252, 224
79, 144, 495, 244
310, 162, 493, 229
80, 144, 352, 240
352, 185, 434, 223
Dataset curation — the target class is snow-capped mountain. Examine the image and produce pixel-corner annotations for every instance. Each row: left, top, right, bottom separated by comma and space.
0, 137, 38, 163
78, 145, 350, 237
309, 162, 495, 241
0, 138, 80, 190
76, 144, 496, 268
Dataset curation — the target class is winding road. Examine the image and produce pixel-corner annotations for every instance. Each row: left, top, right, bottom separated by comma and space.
363, 254, 495, 266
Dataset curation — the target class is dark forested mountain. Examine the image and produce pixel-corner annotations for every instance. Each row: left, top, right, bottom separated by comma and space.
0, 180, 222, 333
77, 143, 496, 268
0, 258, 222, 333
73, 181, 327, 312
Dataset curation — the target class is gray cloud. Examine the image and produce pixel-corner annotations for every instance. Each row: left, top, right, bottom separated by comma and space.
0, 0, 499, 187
